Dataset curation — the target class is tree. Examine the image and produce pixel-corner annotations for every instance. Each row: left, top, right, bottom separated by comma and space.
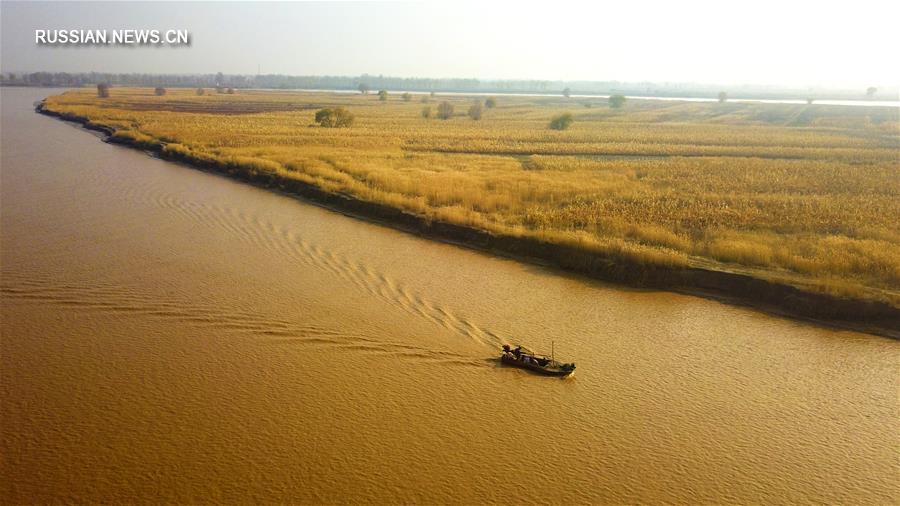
402, 92, 412, 102
609, 94, 626, 108
196, 88, 205, 96
468, 101, 483, 120
485, 97, 496, 108
718, 91, 727, 103
549, 112, 574, 130
563, 87, 571, 98
866, 87, 877, 98
215, 72, 224, 87
154, 87, 166, 96
97, 83, 110, 98
378, 90, 388, 101
421, 106, 431, 119
314, 107, 354, 128
358, 83, 370, 94
437, 101, 454, 120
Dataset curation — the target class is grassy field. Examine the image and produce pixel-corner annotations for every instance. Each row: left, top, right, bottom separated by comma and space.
42, 88, 900, 306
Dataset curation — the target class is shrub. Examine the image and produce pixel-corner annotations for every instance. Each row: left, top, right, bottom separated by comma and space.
437, 101, 454, 120
609, 94, 626, 108
421, 106, 431, 119
402, 92, 412, 102
548, 112, 574, 130
97, 83, 110, 98
378, 90, 388, 101
314, 107, 354, 128
421, 95, 430, 103
358, 83, 370, 94
196, 88, 205, 96
216, 86, 224, 94
485, 97, 496, 108
155, 87, 166, 96
226, 88, 235, 94
468, 101, 483, 120
718, 91, 727, 103
563, 87, 571, 98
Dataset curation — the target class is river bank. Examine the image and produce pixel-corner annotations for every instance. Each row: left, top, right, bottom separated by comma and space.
36, 101, 900, 337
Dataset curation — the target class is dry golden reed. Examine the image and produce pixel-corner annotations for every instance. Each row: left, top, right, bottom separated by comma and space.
43, 88, 900, 304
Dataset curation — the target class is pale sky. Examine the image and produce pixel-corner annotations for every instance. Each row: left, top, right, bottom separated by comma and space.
1, 1, 898, 88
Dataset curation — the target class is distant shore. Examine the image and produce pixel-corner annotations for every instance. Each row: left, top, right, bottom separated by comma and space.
10, 83, 898, 108
36, 101, 900, 338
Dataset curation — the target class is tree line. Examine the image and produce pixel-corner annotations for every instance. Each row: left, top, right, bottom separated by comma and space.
3, 72, 890, 101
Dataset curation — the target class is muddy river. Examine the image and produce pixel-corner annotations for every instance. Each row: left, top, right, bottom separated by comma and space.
2, 88, 897, 503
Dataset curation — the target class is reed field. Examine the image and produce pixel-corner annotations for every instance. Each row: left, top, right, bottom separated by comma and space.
42, 88, 900, 305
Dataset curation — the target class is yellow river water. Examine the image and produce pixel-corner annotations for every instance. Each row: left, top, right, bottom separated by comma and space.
2, 88, 897, 504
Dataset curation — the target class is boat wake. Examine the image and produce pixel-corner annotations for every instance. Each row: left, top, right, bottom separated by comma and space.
1, 271, 488, 369
142, 191, 507, 350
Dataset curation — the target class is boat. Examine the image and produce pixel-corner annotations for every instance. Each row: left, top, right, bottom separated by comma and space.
500, 343, 575, 377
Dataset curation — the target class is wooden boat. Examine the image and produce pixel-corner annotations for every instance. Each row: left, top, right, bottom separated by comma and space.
500, 344, 575, 377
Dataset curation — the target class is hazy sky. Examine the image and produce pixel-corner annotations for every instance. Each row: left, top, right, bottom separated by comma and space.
2, 1, 898, 88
